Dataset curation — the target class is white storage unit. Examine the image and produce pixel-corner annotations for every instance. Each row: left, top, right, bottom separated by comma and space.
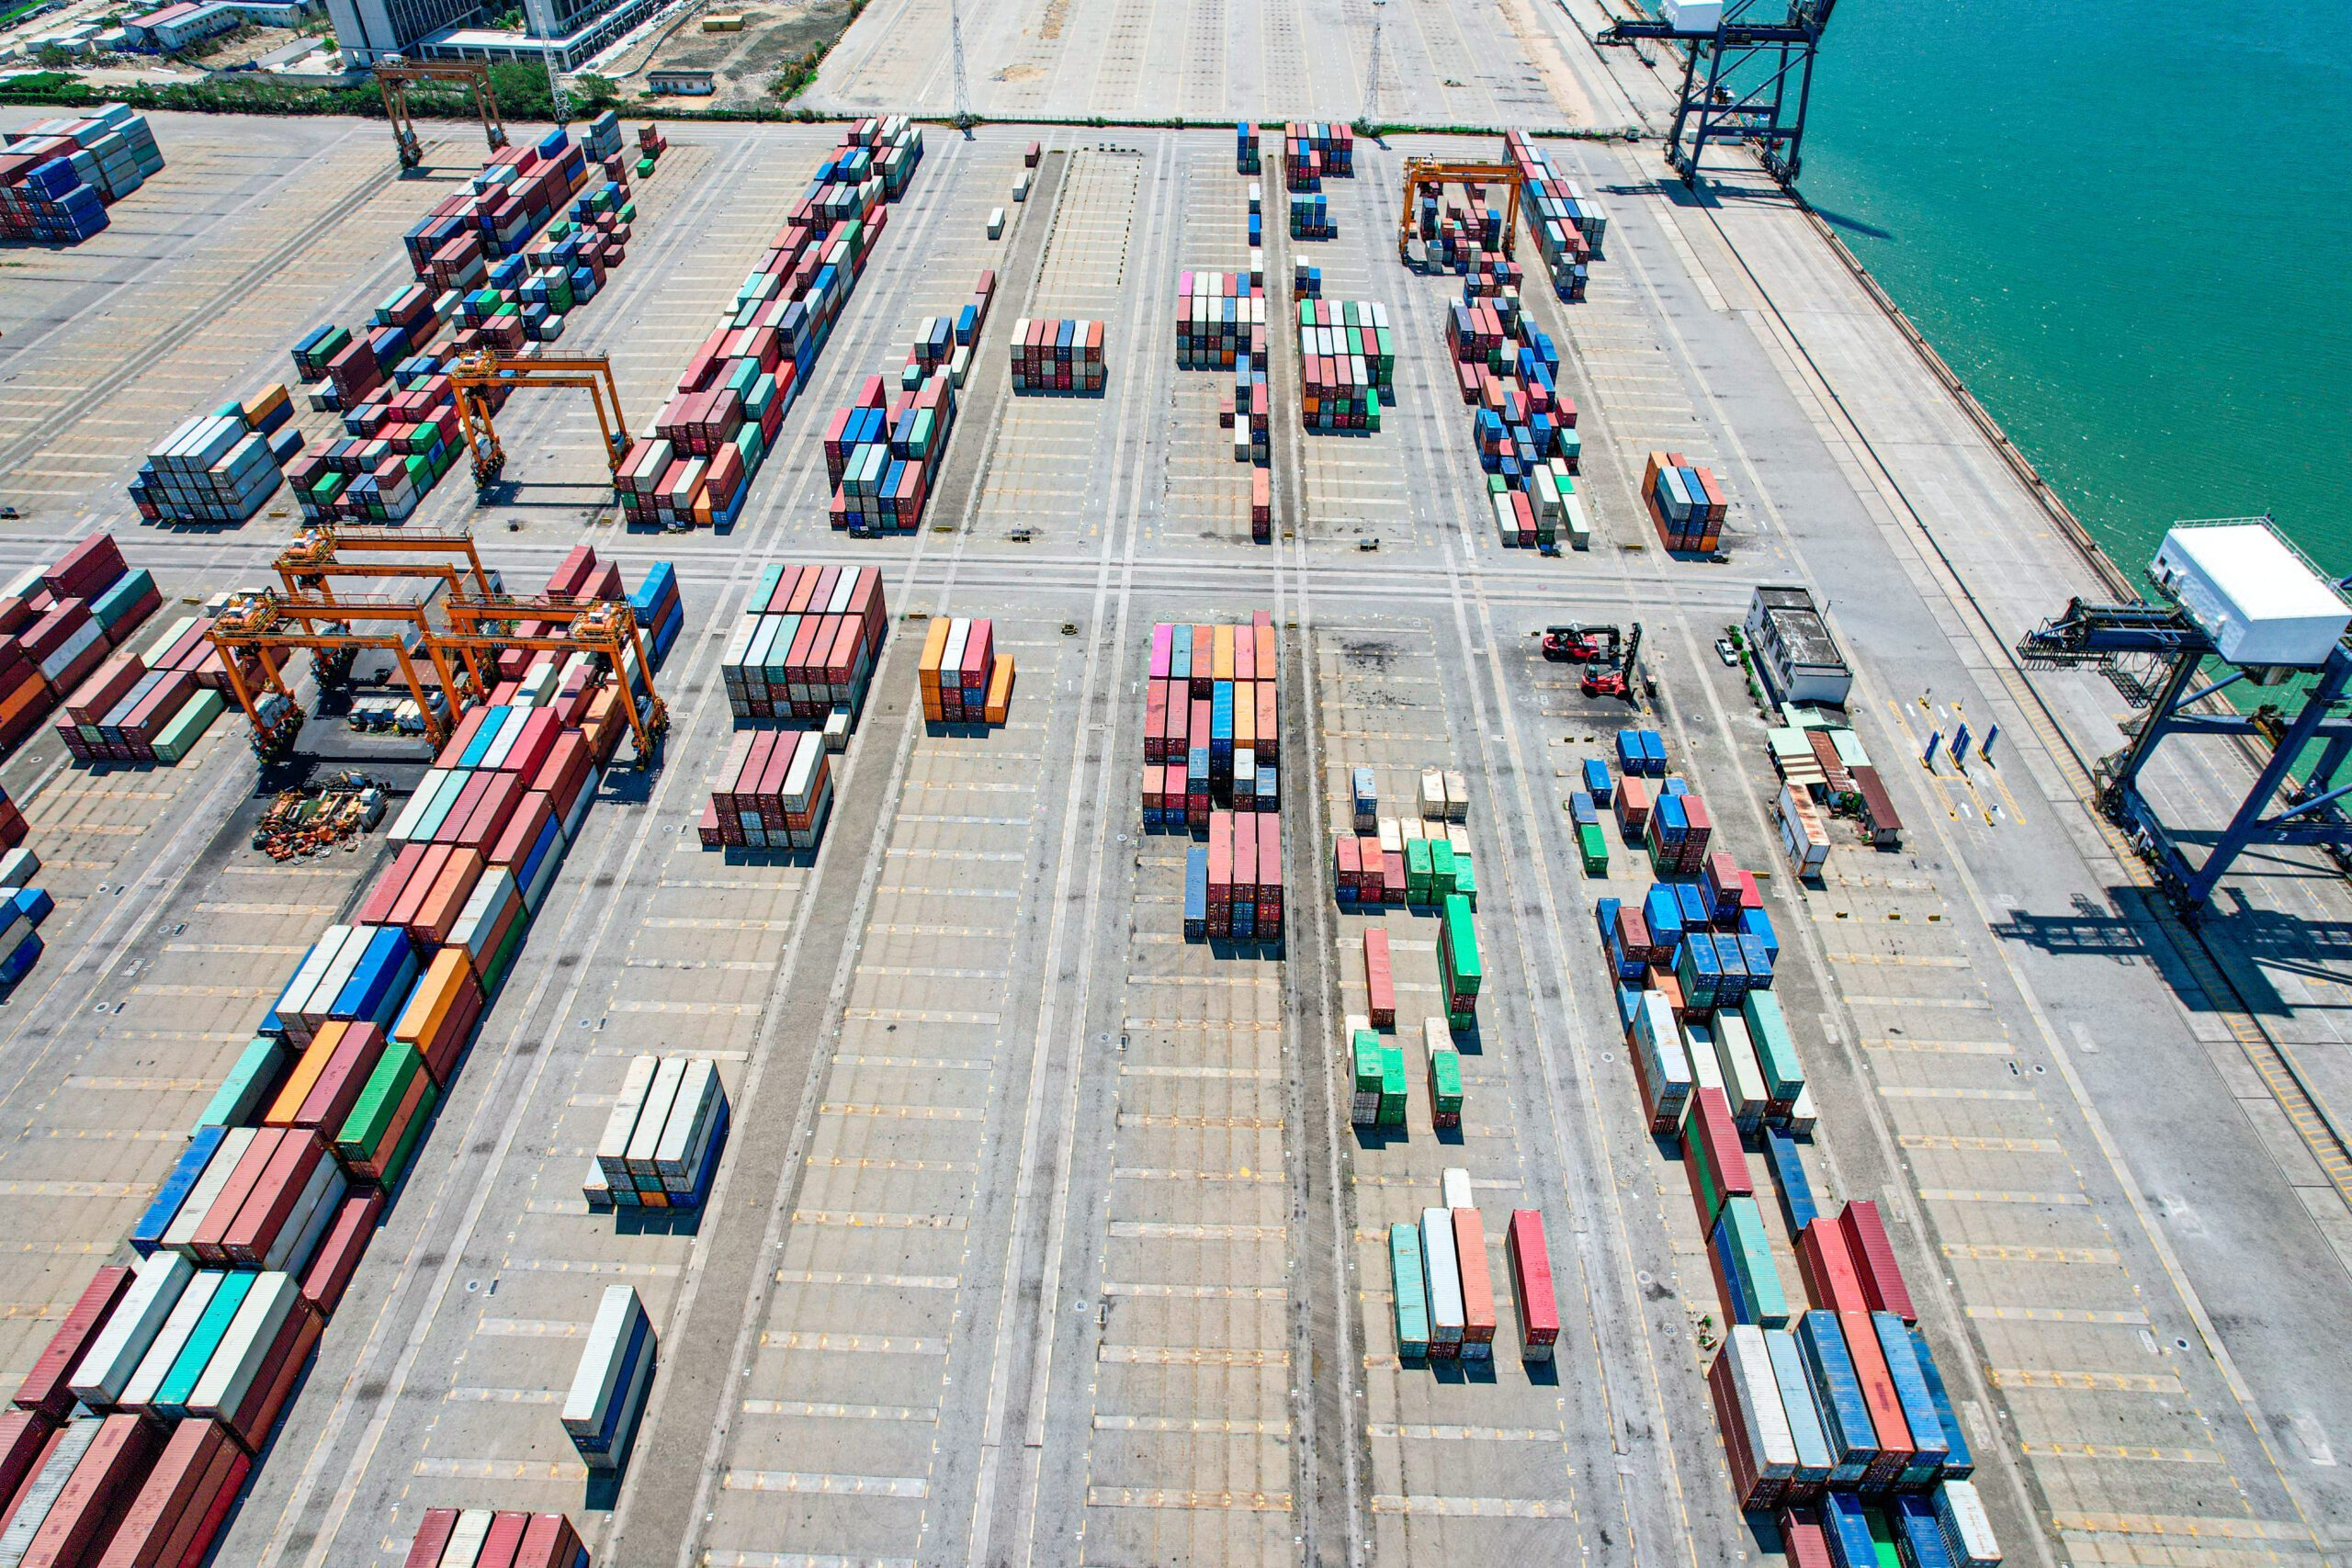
68, 1250, 191, 1406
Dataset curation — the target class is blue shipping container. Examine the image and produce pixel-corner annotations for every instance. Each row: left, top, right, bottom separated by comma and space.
1762, 1129, 1817, 1233
1908, 1326, 1973, 1479
132, 1127, 223, 1255
1796, 1310, 1878, 1483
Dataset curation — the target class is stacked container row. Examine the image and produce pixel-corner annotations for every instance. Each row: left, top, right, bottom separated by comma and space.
1140, 618, 1280, 830
717, 563, 888, 724
585, 1055, 730, 1208
402, 1508, 589, 1568
1643, 449, 1727, 553
1011, 319, 1106, 393
918, 615, 1014, 725
1297, 299, 1392, 432
0, 103, 162, 243
1182, 808, 1283, 942
0, 535, 166, 761
821, 365, 954, 535
699, 728, 833, 852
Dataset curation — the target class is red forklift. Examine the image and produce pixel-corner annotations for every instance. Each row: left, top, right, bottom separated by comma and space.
1580, 622, 1643, 702
1541, 624, 1608, 662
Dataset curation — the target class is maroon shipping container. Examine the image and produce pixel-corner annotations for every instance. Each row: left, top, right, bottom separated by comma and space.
1796, 1217, 1870, 1315
516, 1513, 585, 1568
22, 1410, 161, 1568
359, 844, 431, 929
222, 1128, 327, 1266
42, 535, 126, 602
0, 1411, 57, 1506
300, 1188, 389, 1319
295, 1026, 387, 1139
403, 1510, 461, 1568
1779, 1504, 1835, 1568
190, 1126, 285, 1265
89, 1416, 230, 1568
64, 653, 144, 727
1684, 1088, 1750, 1230
143, 1441, 248, 1568
225, 1302, 323, 1453
14, 1268, 130, 1418
1838, 1200, 1915, 1323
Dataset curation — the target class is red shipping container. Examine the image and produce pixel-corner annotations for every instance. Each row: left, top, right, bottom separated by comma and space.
403, 1511, 461, 1568
1505, 1210, 1560, 1355
300, 1188, 389, 1320
63, 652, 144, 727
14, 1268, 130, 1418
90, 1415, 228, 1568
1797, 1218, 1867, 1314
159, 1443, 251, 1568
476, 1512, 528, 1568
222, 1128, 327, 1265
1684, 1088, 1750, 1230
1258, 818, 1281, 919
1231, 811, 1256, 901
1838, 1200, 1915, 1324
387, 843, 453, 932
1334, 834, 1359, 896
295, 1026, 387, 1138
191, 1126, 285, 1265
516, 1514, 584, 1568
22, 1411, 161, 1568
1382, 850, 1405, 903
489, 791, 556, 872
1363, 929, 1395, 1028
455, 772, 521, 853
358, 844, 430, 929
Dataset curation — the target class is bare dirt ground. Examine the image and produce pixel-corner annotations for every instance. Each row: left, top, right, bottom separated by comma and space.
616, 0, 854, 109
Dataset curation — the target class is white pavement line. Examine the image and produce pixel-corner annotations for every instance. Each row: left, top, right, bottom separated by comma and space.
979, 130, 1176, 1568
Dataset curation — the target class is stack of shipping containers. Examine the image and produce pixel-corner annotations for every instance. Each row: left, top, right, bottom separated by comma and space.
586, 1055, 731, 1209
401, 1509, 589, 1567
717, 563, 888, 725
820, 365, 955, 536
0, 103, 164, 243
1384, 1175, 1559, 1370
0, 535, 166, 761
1643, 449, 1727, 554
1502, 129, 1605, 301
1583, 740, 1995, 1557
917, 615, 1015, 725
1279, 121, 1354, 189
1010, 319, 1106, 393
562, 1286, 653, 1471
1296, 299, 1391, 433
272, 128, 639, 530
1136, 620, 1283, 942
700, 728, 833, 852
0, 548, 665, 1563
131, 389, 299, 526
1444, 285, 1584, 550
615, 117, 924, 530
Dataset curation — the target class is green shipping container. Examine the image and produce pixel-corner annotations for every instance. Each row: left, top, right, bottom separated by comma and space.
1453, 852, 1476, 907
380, 1077, 441, 1189
1429, 1049, 1463, 1112
1717, 1195, 1789, 1326
1378, 1043, 1408, 1125
1742, 990, 1804, 1102
1689, 1117, 1727, 1222
1389, 1223, 1429, 1356
152, 689, 224, 764
195, 1035, 285, 1131
1405, 838, 1432, 897
1577, 822, 1609, 874
1352, 1031, 1383, 1095
337, 1041, 424, 1164
482, 909, 526, 998
1439, 894, 1481, 995
1430, 838, 1457, 893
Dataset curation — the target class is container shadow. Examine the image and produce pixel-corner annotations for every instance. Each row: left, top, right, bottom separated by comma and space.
1430, 1358, 1498, 1385
616, 1208, 704, 1237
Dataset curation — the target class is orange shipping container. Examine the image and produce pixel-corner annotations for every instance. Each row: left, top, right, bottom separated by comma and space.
396, 947, 486, 1087
1453, 1206, 1496, 1347
410, 846, 485, 949
266, 1021, 345, 1127
984, 654, 1014, 724
918, 618, 949, 694
1212, 624, 1235, 682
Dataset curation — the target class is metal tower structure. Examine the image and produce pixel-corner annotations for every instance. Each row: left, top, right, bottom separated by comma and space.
1363, 0, 1387, 125
950, 0, 975, 134
1598, 0, 1835, 188
2015, 518, 2352, 914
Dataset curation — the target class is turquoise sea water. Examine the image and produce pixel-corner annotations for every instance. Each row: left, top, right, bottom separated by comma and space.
1795, 0, 2352, 586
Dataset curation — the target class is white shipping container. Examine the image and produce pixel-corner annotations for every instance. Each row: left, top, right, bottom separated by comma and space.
1421, 1017, 1448, 1065
598, 1055, 661, 1182
1712, 1015, 1769, 1132
1440, 1168, 1474, 1212
583, 1322, 655, 1471
164, 1127, 254, 1255
69, 1250, 192, 1405
264, 1155, 348, 1275
1684, 1021, 1724, 1097
563, 1285, 647, 1438
1935, 1479, 2002, 1567
0, 1416, 100, 1562
188, 1271, 298, 1417
654, 1060, 719, 1181
1724, 1324, 1799, 1476
439, 1507, 496, 1568
627, 1058, 686, 1179
119, 1269, 222, 1410
1419, 1208, 1464, 1349
386, 773, 449, 843
1419, 769, 1444, 819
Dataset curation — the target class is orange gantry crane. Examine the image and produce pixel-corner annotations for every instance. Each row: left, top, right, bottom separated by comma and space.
437, 591, 669, 761
449, 352, 635, 491
208, 588, 472, 752
375, 57, 508, 171
1397, 158, 1523, 261
275, 525, 499, 601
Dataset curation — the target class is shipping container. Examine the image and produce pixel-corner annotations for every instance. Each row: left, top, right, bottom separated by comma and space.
1388, 1223, 1428, 1359
1505, 1209, 1559, 1359
1419, 1208, 1464, 1358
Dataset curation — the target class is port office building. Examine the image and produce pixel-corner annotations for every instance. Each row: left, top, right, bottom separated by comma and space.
326, 0, 656, 68
1746, 585, 1854, 707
